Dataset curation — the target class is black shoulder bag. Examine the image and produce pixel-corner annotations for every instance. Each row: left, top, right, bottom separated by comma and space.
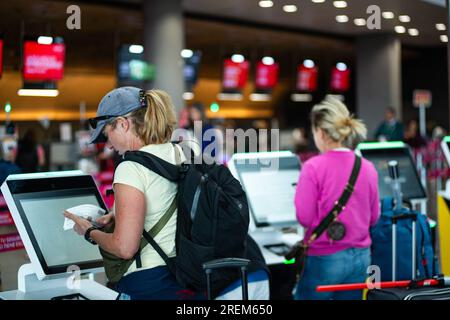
285, 154, 362, 279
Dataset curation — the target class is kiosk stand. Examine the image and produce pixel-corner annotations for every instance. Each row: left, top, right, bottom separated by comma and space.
0, 171, 119, 300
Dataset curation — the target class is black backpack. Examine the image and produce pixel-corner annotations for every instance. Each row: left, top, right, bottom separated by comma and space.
122, 146, 268, 298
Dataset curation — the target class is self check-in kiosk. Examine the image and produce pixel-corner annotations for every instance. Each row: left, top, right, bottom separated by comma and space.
227, 151, 303, 265
356, 141, 427, 213
0, 171, 118, 300
438, 136, 450, 276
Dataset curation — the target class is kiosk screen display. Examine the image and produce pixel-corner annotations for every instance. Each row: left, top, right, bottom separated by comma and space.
233, 156, 300, 228
359, 147, 426, 200
6, 175, 105, 274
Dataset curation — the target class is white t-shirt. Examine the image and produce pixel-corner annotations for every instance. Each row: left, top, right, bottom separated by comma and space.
113, 143, 186, 276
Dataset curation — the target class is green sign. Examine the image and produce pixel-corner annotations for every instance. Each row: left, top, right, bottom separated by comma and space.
129, 60, 155, 81
357, 141, 405, 150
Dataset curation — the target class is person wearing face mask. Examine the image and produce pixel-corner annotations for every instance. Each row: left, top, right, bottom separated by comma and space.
293, 97, 380, 300
64, 87, 200, 300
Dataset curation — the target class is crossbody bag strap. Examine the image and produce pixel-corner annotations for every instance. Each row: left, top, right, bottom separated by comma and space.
306, 154, 362, 245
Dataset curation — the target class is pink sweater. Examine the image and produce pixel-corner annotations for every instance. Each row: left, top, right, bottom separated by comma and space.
294, 150, 380, 256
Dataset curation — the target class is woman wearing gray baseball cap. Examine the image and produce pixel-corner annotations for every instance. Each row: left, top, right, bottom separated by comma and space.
64, 87, 199, 299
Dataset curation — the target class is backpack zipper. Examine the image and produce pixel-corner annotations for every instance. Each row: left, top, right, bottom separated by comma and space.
404, 288, 450, 300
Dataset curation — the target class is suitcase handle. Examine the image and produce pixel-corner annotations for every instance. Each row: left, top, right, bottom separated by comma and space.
202, 258, 250, 300
202, 258, 250, 270
391, 213, 417, 224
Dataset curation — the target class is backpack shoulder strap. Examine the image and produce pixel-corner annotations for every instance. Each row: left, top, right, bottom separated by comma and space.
123, 150, 181, 181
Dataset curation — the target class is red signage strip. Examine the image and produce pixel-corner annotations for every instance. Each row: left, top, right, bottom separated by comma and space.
0, 233, 24, 253
0, 211, 13, 226
255, 61, 279, 90
222, 58, 249, 90
297, 64, 318, 92
330, 67, 350, 92
23, 41, 65, 81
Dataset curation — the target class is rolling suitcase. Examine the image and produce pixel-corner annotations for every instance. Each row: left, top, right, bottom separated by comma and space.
202, 258, 250, 300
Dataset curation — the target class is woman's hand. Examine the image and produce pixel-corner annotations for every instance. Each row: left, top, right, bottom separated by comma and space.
95, 212, 115, 228
64, 211, 94, 236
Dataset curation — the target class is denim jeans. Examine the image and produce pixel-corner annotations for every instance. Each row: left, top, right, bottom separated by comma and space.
293, 247, 370, 300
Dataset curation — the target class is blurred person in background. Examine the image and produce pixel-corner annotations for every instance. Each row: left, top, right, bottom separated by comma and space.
14, 129, 46, 173
0, 142, 21, 186
375, 107, 404, 142
404, 119, 427, 149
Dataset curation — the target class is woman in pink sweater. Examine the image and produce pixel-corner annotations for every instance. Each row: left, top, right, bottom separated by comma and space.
294, 97, 380, 300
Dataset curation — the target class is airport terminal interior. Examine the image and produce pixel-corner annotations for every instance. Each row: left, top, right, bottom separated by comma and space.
1, 0, 450, 301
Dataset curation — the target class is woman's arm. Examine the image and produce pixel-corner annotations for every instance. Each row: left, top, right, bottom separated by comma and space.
65, 183, 146, 259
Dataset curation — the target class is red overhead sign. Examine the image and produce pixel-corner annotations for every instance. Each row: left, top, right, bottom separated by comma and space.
222, 58, 249, 90
330, 66, 350, 92
297, 64, 318, 92
23, 41, 65, 81
413, 90, 432, 108
0, 233, 24, 253
255, 61, 279, 90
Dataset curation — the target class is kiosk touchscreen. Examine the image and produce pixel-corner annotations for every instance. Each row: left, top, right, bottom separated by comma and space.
228, 151, 303, 265
0, 171, 118, 300
356, 142, 426, 201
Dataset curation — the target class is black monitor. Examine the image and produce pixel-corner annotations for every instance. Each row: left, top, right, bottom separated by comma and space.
1, 172, 106, 279
357, 142, 426, 201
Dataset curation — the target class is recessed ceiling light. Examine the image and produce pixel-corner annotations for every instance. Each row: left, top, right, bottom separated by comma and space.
311, 0, 325, 3
336, 15, 349, 23
399, 15, 411, 23
37, 36, 53, 45
440, 35, 448, 42
408, 28, 419, 36
129, 45, 144, 54
303, 59, 315, 68
395, 26, 406, 34
262, 56, 275, 65
231, 54, 245, 63
333, 1, 347, 8
336, 62, 347, 71
354, 18, 366, 26
382, 11, 395, 19
258, 0, 274, 8
436, 23, 446, 31
181, 49, 193, 58
283, 5, 298, 13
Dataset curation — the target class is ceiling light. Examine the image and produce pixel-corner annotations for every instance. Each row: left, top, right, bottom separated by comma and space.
354, 18, 366, 26
37, 36, 53, 45
303, 59, 315, 68
408, 28, 419, 36
336, 15, 349, 23
436, 23, 446, 31
283, 5, 298, 13
395, 25, 406, 34
311, 0, 325, 3
231, 54, 245, 63
333, 1, 347, 8
382, 12, 395, 19
258, 0, 273, 8
440, 35, 448, 42
181, 49, 193, 58
399, 15, 411, 23
17, 89, 59, 97
129, 45, 144, 54
336, 62, 347, 71
182, 92, 194, 100
250, 93, 271, 101
262, 56, 275, 65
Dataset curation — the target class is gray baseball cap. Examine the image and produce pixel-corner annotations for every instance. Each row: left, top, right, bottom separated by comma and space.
89, 86, 146, 144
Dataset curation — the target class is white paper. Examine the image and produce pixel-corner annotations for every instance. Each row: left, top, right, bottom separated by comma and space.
64, 204, 106, 230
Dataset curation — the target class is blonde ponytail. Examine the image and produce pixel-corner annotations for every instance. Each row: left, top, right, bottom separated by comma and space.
123, 89, 177, 145
310, 97, 367, 149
